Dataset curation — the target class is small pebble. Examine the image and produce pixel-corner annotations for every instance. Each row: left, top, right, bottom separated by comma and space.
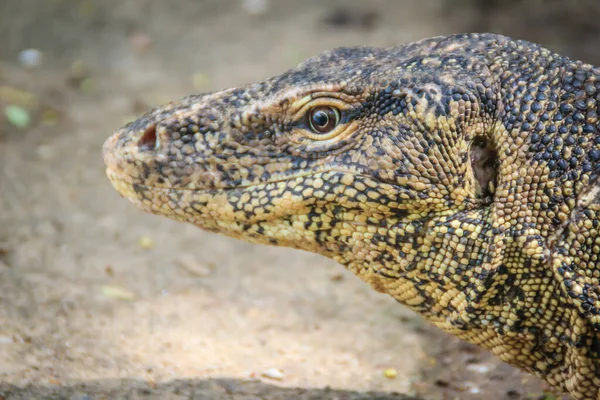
18, 49, 43, 68
466, 364, 490, 374
139, 236, 154, 249
329, 272, 344, 281
383, 368, 398, 379
434, 379, 450, 388
506, 390, 520, 399
261, 368, 285, 380
101, 285, 136, 301
0, 336, 13, 344
177, 254, 212, 277
469, 386, 481, 394
5, 105, 31, 128
47, 378, 61, 386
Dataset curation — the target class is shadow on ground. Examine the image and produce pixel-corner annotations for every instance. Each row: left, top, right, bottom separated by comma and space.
1, 378, 419, 400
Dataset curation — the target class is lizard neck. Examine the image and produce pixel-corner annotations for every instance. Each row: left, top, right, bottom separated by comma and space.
332, 207, 500, 318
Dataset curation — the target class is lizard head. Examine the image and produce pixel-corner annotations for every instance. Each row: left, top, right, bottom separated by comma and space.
103, 33, 600, 399
103, 37, 499, 266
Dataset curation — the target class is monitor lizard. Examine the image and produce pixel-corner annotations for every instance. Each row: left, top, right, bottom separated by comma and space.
102, 33, 600, 399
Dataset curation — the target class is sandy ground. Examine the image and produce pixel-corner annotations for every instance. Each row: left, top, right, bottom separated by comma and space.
4, 0, 598, 398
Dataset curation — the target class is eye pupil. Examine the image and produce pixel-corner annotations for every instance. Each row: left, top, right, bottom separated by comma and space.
308, 106, 340, 134
313, 110, 329, 127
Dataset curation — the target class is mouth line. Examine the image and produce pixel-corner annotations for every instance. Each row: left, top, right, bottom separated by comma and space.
106, 168, 373, 193
106, 168, 414, 230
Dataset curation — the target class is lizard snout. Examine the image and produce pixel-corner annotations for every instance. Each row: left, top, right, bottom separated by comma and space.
102, 116, 164, 188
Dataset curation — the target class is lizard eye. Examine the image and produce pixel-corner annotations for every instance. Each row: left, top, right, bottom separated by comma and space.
307, 106, 340, 134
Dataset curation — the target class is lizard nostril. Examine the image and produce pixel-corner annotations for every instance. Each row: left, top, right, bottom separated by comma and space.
138, 124, 159, 151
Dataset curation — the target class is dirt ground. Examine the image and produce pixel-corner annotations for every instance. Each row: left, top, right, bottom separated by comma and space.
3, 0, 599, 399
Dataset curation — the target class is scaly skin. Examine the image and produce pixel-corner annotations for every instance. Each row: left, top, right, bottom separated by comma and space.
103, 33, 600, 399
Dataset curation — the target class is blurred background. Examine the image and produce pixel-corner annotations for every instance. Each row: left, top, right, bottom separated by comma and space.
1, 1, 599, 399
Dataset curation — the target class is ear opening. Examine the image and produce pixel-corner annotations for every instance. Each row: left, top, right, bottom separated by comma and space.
470, 136, 498, 200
